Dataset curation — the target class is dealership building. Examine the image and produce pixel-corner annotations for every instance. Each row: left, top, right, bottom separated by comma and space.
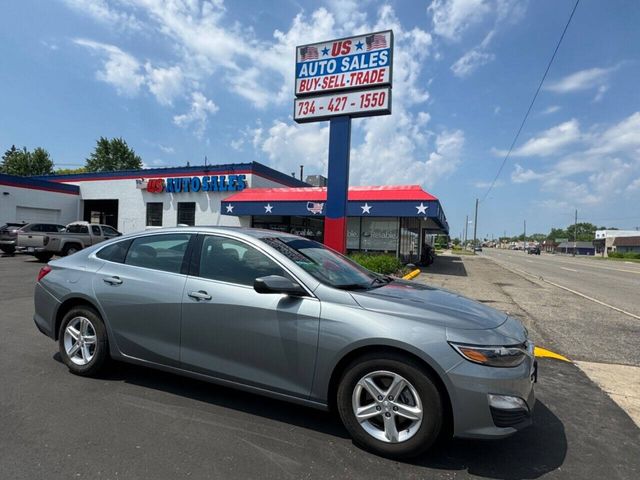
1, 161, 449, 262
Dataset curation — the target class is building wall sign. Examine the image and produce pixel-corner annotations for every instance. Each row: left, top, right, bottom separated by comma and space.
139, 174, 247, 194
294, 87, 391, 123
295, 31, 393, 97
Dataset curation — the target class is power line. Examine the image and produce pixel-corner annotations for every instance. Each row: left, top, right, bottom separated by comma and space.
481, 0, 581, 203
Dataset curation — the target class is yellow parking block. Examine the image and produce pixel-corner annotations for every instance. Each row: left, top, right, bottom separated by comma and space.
403, 269, 421, 280
534, 346, 571, 362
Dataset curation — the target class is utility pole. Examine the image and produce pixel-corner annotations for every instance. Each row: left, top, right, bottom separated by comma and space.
473, 198, 479, 253
573, 208, 578, 256
464, 215, 469, 247
523, 220, 526, 251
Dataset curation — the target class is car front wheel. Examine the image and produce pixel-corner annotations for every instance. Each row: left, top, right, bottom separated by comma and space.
58, 306, 108, 376
337, 353, 443, 458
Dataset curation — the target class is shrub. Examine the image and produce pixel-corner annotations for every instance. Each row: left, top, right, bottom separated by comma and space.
623, 252, 640, 259
349, 253, 404, 275
609, 252, 623, 258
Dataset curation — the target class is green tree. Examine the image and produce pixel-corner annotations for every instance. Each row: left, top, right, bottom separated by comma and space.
1, 145, 54, 176
85, 137, 143, 172
547, 227, 568, 241
55, 167, 87, 175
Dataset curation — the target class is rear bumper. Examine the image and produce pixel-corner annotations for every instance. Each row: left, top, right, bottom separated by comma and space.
34, 283, 60, 340
0, 239, 16, 246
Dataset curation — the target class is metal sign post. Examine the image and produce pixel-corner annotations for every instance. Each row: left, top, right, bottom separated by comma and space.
294, 30, 393, 253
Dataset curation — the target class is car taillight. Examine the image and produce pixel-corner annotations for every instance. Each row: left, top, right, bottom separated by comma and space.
37, 266, 52, 282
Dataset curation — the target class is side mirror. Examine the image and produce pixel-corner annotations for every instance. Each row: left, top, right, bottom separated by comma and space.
254, 275, 306, 297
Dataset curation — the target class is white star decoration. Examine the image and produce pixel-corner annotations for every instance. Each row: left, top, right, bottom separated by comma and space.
415, 203, 428, 215
361, 203, 372, 214
225, 204, 234, 213
264, 203, 273, 213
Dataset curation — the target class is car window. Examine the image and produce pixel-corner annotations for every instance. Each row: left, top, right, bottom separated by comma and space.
125, 234, 191, 274
28, 224, 43, 232
101, 226, 119, 236
96, 240, 132, 263
91, 225, 101, 235
198, 236, 289, 286
66, 224, 89, 234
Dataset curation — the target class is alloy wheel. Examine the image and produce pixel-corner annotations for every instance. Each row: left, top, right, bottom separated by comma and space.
63, 316, 97, 365
352, 370, 423, 443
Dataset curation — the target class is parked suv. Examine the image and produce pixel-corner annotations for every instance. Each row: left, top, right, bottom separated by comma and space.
0, 222, 27, 254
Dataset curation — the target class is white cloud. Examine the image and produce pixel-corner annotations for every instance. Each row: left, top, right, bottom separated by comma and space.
496, 119, 582, 157
62, 0, 142, 31
428, 0, 491, 41
173, 92, 219, 138
545, 67, 614, 94
158, 144, 174, 154
451, 48, 494, 77
540, 105, 561, 115
511, 164, 545, 183
74, 38, 145, 96
504, 112, 640, 207
145, 64, 185, 106
475, 179, 503, 188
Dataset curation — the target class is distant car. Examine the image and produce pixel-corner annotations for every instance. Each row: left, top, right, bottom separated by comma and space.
34, 227, 536, 458
527, 247, 540, 255
0, 222, 27, 254
474, 246, 482, 252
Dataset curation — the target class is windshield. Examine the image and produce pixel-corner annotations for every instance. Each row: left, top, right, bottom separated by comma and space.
261, 237, 390, 290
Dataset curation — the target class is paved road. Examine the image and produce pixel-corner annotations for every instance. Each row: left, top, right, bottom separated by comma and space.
2, 254, 639, 479
482, 249, 640, 319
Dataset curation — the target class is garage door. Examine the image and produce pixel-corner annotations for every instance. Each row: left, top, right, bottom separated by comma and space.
15, 206, 61, 224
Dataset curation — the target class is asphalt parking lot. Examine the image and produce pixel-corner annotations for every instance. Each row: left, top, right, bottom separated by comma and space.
1, 253, 639, 479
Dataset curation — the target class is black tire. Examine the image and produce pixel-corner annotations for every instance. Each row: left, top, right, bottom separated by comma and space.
337, 353, 443, 459
1, 245, 16, 255
58, 306, 108, 376
62, 244, 81, 256
35, 252, 53, 263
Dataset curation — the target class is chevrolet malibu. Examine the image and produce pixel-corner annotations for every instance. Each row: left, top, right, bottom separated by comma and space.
34, 227, 535, 458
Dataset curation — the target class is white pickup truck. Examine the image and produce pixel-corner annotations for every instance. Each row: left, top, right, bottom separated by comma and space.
20, 221, 122, 262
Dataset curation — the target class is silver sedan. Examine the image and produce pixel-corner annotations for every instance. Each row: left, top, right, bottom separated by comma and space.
34, 227, 535, 458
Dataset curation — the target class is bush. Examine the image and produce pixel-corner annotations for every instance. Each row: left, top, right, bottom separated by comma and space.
349, 253, 404, 275
609, 252, 623, 258
624, 252, 640, 259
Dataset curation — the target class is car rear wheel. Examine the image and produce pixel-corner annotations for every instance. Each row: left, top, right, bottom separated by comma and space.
1, 245, 15, 255
58, 306, 108, 376
35, 252, 53, 262
62, 244, 81, 256
337, 354, 443, 458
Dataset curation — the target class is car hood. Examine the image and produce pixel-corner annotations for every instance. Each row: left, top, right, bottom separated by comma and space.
349, 279, 508, 330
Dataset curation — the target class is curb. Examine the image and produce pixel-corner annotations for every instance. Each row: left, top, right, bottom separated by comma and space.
402, 269, 421, 280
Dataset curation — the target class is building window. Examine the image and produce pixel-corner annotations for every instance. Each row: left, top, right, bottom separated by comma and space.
360, 217, 399, 253
146, 202, 163, 227
177, 202, 196, 226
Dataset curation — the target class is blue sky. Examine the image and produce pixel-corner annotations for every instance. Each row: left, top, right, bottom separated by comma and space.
1, 0, 639, 237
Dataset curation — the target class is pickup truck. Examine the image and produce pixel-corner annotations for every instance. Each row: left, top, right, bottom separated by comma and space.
0, 222, 27, 254
24, 221, 122, 262
14, 223, 66, 254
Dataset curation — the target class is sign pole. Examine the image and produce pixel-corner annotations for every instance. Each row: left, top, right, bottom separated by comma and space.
324, 115, 352, 253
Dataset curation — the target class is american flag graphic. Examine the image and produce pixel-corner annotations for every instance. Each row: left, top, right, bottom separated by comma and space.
366, 34, 387, 51
300, 46, 319, 60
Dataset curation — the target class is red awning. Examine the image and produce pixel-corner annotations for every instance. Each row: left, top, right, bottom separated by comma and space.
223, 185, 437, 202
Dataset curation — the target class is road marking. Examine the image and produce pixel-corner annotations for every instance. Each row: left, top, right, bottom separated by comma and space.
534, 346, 570, 362
560, 267, 579, 272
486, 258, 640, 322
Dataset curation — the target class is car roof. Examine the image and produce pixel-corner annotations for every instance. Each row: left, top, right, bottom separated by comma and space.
123, 226, 301, 240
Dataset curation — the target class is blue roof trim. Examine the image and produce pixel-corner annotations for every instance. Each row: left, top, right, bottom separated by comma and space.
32, 161, 309, 187
0, 173, 80, 194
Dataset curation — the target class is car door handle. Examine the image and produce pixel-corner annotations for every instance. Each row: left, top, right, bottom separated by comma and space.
103, 276, 123, 285
188, 290, 212, 301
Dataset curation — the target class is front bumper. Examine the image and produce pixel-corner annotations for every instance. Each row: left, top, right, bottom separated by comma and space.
447, 355, 536, 439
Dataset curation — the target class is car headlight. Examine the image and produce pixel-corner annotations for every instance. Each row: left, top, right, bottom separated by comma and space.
449, 342, 528, 368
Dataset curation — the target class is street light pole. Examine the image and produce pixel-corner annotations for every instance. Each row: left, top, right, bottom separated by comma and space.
573, 208, 578, 256
464, 215, 468, 246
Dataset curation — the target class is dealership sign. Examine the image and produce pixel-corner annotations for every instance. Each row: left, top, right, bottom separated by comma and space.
295, 31, 393, 97
137, 174, 247, 194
